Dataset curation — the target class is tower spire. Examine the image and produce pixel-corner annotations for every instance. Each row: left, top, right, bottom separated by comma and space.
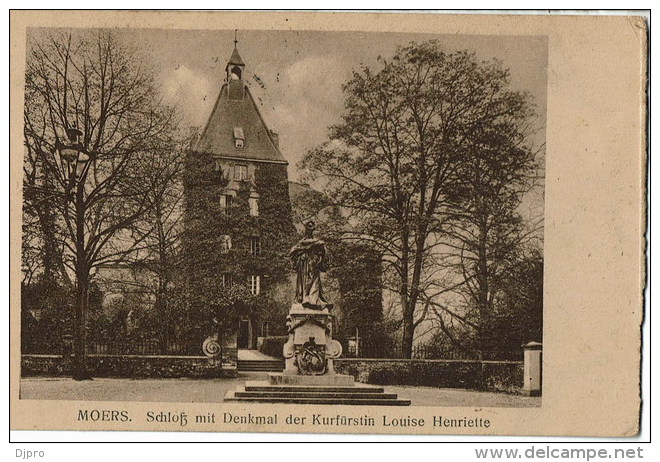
226, 34, 246, 98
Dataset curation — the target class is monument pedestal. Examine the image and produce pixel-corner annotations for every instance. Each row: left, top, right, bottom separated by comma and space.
282, 303, 343, 377
223, 304, 411, 405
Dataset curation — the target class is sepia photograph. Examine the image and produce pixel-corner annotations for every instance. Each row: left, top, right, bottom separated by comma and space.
18, 27, 546, 408
10, 10, 645, 438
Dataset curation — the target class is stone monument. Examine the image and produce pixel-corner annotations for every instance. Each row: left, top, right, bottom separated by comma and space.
224, 222, 410, 405
278, 222, 348, 384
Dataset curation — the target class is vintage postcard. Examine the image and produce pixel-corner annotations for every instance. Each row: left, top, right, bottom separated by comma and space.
9, 11, 647, 437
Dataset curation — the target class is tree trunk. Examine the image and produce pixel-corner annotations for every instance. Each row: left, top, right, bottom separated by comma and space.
155, 282, 172, 355
72, 185, 91, 380
399, 233, 414, 359
476, 220, 490, 360
400, 217, 429, 359
155, 206, 171, 354
401, 298, 415, 359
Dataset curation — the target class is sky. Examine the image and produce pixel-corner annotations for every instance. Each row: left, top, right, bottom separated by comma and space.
117, 29, 548, 184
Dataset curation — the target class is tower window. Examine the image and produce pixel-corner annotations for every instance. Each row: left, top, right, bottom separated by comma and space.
213, 160, 228, 181
231, 66, 242, 80
248, 275, 260, 295
233, 127, 245, 149
220, 235, 232, 253
234, 164, 248, 181
249, 197, 259, 216
222, 273, 233, 287
250, 236, 261, 256
220, 194, 233, 215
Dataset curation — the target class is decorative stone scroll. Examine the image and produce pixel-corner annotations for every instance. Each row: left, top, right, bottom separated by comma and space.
325, 339, 343, 359
202, 336, 222, 358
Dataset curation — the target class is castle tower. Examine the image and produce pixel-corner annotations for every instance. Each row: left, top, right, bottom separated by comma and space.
185, 42, 296, 354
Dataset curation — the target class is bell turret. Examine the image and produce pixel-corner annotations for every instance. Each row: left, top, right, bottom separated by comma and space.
225, 31, 246, 101
226, 46, 245, 82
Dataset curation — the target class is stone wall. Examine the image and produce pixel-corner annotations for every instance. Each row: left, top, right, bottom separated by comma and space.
333, 358, 524, 394
22, 352, 238, 379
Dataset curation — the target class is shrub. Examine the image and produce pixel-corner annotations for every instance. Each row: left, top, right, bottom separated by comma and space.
334, 359, 487, 389
258, 336, 288, 359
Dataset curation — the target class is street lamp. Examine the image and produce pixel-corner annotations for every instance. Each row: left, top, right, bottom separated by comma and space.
55, 128, 91, 197
55, 127, 92, 380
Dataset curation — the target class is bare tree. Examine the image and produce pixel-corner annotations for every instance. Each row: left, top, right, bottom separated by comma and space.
124, 141, 185, 352
23, 30, 179, 379
302, 41, 539, 358
23, 81, 71, 287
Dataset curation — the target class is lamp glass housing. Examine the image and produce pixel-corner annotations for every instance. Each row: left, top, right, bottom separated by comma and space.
59, 146, 79, 164
75, 156, 89, 177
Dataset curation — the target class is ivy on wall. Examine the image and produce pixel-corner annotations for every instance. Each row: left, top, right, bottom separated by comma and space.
182, 150, 296, 338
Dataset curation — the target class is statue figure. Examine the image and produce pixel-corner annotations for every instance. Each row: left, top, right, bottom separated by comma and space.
289, 221, 332, 310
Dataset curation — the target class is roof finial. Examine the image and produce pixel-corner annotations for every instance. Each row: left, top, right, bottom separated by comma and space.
234, 29, 238, 48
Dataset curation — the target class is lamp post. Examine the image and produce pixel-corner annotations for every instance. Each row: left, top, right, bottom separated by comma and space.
55, 127, 92, 380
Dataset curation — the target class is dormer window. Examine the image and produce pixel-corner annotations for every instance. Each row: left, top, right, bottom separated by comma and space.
233, 127, 244, 148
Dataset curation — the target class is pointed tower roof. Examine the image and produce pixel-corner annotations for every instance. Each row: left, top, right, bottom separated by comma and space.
227, 47, 245, 67
195, 46, 287, 164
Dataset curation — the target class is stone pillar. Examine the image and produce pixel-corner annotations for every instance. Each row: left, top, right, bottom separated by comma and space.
522, 341, 542, 396
202, 331, 238, 376
61, 334, 74, 357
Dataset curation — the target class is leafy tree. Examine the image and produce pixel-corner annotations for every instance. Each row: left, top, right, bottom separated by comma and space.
423, 80, 542, 359
302, 41, 540, 358
488, 249, 543, 359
